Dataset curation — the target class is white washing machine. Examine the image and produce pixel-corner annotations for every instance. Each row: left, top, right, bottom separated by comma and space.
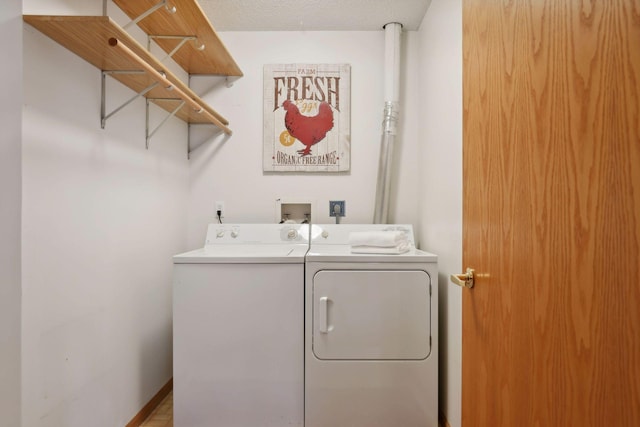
173, 224, 308, 427
305, 224, 438, 427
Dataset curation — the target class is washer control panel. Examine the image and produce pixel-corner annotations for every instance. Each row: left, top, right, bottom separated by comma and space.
212, 225, 240, 240
205, 224, 308, 245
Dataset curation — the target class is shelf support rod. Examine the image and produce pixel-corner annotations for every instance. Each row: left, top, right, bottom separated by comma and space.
101, 71, 158, 129
123, 0, 176, 31
109, 37, 232, 135
188, 75, 192, 159
146, 99, 185, 149
148, 35, 204, 62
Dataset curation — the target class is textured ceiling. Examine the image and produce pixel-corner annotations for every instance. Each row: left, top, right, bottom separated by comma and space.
199, 0, 432, 31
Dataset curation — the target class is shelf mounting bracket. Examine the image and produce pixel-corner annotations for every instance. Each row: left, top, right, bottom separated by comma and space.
123, 0, 176, 31
145, 98, 185, 149
147, 35, 204, 63
101, 70, 158, 129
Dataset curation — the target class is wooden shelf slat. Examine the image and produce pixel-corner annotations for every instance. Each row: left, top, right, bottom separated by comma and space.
23, 15, 229, 128
113, 0, 243, 76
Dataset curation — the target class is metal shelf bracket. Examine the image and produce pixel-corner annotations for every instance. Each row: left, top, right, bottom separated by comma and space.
145, 98, 185, 149
101, 70, 158, 129
122, 0, 176, 31
147, 35, 205, 63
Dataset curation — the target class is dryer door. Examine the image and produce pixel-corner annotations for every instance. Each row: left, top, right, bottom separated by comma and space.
312, 270, 431, 360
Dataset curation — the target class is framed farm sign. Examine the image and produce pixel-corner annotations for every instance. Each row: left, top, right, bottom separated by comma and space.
263, 63, 351, 172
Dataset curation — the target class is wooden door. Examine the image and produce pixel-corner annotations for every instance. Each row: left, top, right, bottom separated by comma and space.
462, 1, 640, 425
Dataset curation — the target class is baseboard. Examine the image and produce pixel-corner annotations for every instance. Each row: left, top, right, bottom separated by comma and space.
439, 410, 452, 427
126, 378, 173, 427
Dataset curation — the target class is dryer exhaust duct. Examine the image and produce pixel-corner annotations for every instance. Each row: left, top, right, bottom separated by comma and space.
373, 22, 402, 224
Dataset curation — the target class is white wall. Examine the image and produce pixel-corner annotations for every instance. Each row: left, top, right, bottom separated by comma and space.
21, 1, 189, 426
417, 1, 463, 426
17, 1, 459, 425
0, 1, 23, 426
187, 31, 421, 247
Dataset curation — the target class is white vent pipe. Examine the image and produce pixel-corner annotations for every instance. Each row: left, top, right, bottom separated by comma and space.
373, 22, 402, 224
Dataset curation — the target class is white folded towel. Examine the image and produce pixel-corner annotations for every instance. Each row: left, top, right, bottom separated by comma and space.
348, 231, 408, 248
350, 241, 411, 254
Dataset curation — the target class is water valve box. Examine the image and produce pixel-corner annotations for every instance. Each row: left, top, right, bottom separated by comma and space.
276, 198, 313, 224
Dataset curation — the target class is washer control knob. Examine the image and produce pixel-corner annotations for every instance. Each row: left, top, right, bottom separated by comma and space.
322, 230, 329, 239
230, 230, 239, 238
216, 230, 225, 238
287, 229, 298, 240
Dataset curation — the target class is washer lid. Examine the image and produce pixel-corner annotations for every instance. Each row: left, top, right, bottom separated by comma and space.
174, 223, 310, 263
173, 244, 308, 264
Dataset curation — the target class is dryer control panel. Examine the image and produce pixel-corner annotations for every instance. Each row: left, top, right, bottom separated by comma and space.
310, 224, 415, 245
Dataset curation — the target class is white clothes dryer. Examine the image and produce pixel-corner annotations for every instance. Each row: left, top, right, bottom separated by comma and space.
173, 224, 309, 427
305, 224, 438, 427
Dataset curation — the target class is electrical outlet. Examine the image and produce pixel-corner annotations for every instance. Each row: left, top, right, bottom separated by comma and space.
215, 201, 225, 213
329, 200, 345, 217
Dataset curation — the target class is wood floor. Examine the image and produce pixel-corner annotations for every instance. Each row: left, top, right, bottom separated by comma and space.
139, 393, 448, 427
139, 391, 173, 427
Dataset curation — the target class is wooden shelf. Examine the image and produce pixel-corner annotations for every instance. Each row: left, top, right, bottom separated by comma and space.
23, 15, 230, 130
113, 0, 243, 76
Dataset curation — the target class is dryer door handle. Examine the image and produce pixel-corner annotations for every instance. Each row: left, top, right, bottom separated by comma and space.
319, 296, 329, 333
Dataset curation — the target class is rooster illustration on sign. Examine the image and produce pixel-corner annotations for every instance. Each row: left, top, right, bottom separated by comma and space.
282, 100, 334, 156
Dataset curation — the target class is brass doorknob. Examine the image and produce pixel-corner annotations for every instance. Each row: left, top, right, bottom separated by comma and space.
450, 268, 475, 289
